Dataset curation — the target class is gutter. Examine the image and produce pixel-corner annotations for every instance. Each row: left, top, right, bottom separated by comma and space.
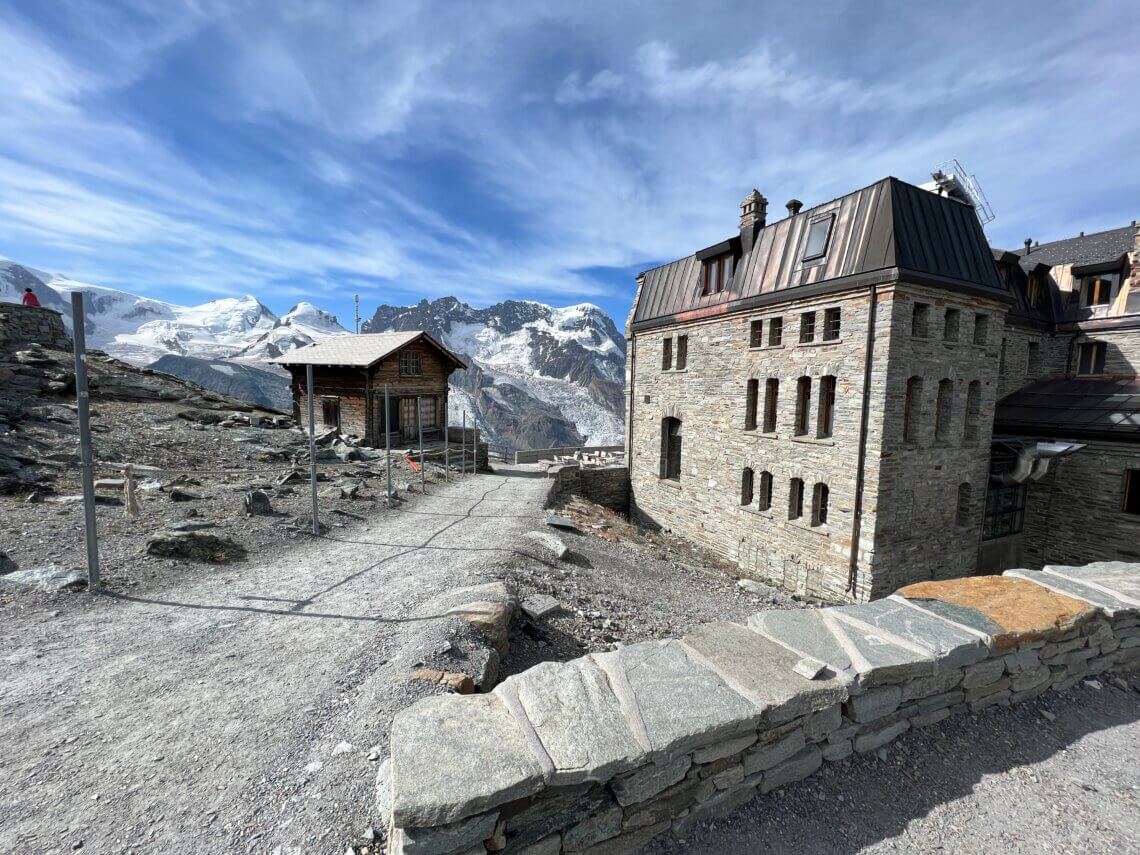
848, 282, 878, 597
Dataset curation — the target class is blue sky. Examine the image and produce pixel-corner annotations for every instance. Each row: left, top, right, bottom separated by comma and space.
1, 0, 1136, 327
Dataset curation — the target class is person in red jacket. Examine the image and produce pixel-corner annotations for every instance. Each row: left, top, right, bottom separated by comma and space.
21, 288, 41, 307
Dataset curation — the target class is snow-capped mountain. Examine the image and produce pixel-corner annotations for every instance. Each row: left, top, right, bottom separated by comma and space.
364, 297, 626, 449
233, 302, 347, 362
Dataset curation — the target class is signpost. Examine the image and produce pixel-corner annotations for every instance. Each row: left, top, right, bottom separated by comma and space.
306, 364, 318, 535
71, 292, 100, 591
384, 384, 392, 507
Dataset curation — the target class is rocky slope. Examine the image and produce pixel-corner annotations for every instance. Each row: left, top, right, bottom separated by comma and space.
149, 354, 292, 411
364, 297, 626, 451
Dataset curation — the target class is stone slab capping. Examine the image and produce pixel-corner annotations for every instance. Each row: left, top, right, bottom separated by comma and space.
385, 562, 1140, 854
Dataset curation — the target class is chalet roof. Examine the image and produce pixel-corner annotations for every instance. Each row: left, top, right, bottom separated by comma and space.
631, 177, 1006, 330
271, 330, 466, 370
1011, 225, 1135, 268
994, 378, 1140, 443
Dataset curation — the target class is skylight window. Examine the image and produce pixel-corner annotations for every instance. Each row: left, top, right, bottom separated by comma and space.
802, 214, 835, 261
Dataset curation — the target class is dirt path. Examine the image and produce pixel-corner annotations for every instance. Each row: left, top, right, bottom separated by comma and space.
0, 469, 551, 855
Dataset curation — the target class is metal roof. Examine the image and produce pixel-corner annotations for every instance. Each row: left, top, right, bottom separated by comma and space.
994, 378, 1140, 442
632, 177, 1005, 329
1012, 225, 1135, 267
271, 330, 465, 369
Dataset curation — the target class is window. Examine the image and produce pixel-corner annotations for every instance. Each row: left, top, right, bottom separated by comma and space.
935, 378, 953, 441
955, 483, 973, 527
741, 468, 754, 506
973, 314, 989, 345
803, 214, 835, 260
903, 376, 923, 441
750, 320, 764, 348
811, 482, 829, 526
1026, 341, 1040, 377
1027, 272, 1044, 308
399, 349, 423, 376
763, 378, 779, 432
823, 308, 841, 341
817, 375, 836, 438
999, 338, 1008, 374
320, 397, 340, 428
768, 317, 783, 347
964, 381, 981, 442
676, 335, 688, 370
912, 303, 930, 338
661, 417, 682, 481
1123, 470, 1140, 515
1076, 341, 1106, 375
1081, 273, 1116, 307
943, 308, 960, 342
794, 376, 812, 436
757, 471, 773, 511
982, 482, 1026, 540
701, 254, 733, 296
789, 478, 804, 520
419, 396, 438, 430
744, 379, 759, 430
662, 337, 673, 370
800, 312, 816, 343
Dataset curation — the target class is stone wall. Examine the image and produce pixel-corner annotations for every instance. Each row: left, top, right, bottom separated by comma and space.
997, 322, 1055, 398
384, 562, 1140, 854
0, 303, 71, 352
549, 463, 630, 514
515, 446, 624, 465
447, 427, 490, 472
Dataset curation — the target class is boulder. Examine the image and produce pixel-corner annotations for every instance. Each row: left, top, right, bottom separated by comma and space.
144, 532, 246, 563
522, 530, 569, 562
0, 564, 86, 593
243, 489, 273, 516
0, 549, 17, 574
521, 594, 561, 621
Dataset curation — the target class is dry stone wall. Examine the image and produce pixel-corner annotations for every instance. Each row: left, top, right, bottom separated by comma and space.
548, 463, 630, 514
0, 304, 71, 352
384, 562, 1140, 854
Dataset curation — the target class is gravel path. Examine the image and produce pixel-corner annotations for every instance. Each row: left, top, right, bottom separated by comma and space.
648, 676, 1140, 854
0, 469, 550, 855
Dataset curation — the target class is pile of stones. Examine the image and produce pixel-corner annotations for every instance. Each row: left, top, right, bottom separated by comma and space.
383, 561, 1140, 854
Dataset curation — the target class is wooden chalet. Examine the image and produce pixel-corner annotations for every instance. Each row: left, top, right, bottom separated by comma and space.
273, 331, 466, 447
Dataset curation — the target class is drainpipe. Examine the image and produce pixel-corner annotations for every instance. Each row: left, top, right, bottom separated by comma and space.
847, 282, 878, 597
625, 336, 636, 471
995, 441, 1084, 485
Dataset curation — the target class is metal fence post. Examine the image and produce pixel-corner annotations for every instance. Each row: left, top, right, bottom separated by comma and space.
307, 364, 318, 535
384, 384, 392, 507
71, 292, 100, 591
461, 411, 467, 475
416, 396, 425, 494
444, 424, 449, 480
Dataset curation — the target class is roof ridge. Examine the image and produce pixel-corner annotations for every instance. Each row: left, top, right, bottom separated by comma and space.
1019, 223, 1135, 253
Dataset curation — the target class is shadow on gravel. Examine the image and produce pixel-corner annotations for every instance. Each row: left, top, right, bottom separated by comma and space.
646, 684, 1140, 854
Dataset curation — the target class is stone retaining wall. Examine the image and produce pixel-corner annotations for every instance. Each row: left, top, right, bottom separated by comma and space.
0, 303, 71, 352
515, 446, 624, 465
548, 463, 630, 515
385, 562, 1140, 854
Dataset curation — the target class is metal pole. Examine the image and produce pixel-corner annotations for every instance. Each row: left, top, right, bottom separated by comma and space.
474, 425, 480, 473
307, 364, 318, 535
384, 384, 392, 507
416, 395, 425, 494
71, 292, 100, 591
461, 411, 467, 475
444, 422, 449, 481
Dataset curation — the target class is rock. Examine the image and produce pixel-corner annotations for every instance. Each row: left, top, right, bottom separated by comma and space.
389, 694, 545, 827
0, 564, 86, 593
164, 520, 217, 533
243, 489, 273, 516
742, 729, 805, 776
144, 532, 246, 563
523, 530, 569, 562
504, 784, 612, 850
447, 601, 514, 656
560, 796, 622, 852
169, 488, 201, 502
521, 594, 561, 621
24, 491, 43, 504
396, 811, 499, 855
0, 549, 16, 574
793, 657, 827, 680
1040, 709, 1056, 721
836, 597, 989, 668
545, 512, 579, 531
759, 744, 822, 793
595, 639, 759, 755
854, 719, 910, 754
845, 685, 902, 723
610, 755, 691, 807
502, 657, 645, 785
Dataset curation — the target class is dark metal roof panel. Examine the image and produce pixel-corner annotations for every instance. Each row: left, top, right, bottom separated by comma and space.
1015, 225, 1135, 267
994, 378, 1140, 441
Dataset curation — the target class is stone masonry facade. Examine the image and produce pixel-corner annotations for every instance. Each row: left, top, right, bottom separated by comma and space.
0, 303, 72, 352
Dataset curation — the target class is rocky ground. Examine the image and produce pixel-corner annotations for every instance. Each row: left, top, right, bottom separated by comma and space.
648, 674, 1140, 854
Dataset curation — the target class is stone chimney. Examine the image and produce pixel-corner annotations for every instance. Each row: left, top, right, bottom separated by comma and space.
786, 199, 803, 217
739, 189, 767, 253
1024, 238, 1033, 255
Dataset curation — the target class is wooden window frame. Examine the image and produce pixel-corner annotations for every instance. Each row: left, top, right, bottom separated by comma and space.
811, 482, 829, 526
768, 317, 783, 347
701, 254, 733, 296
757, 471, 773, 511
1081, 273, 1115, 307
399, 349, 423, 376
822, 307, 841, 341
749, 320, 764, 348
660, 417, 683, 481
799, 312, 816, 344
1076, 341, 1106, 375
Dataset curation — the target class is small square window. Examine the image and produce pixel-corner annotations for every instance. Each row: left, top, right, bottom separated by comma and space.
749, 320, 764, 348
768, 317, 783, 347
943, 308, 960, 342
399, 349, 423, 376
823, 308, 840, 341
803, 214, 835, 261
1081, 273, 1116, 307
1076, 341, 1106, 375
799, 312, 816, 344
912, 303, 930, 338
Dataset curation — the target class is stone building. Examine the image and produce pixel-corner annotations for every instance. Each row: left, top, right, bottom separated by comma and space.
274, 331, 466, 446
624, 176, 1140, 601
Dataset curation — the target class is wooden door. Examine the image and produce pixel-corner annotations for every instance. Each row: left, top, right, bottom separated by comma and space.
400, 397, 418, 441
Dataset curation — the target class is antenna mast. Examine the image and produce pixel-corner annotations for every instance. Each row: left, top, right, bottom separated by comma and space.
354, 294, 360, 334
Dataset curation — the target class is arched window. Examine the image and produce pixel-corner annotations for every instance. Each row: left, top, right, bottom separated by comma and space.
741, 468, 755, 506
794, 377, 812, 436
758, 471, 773, 511
764, 379, 779, 432
935, 378, 953, 441
964, 381, 981, 442
789, 478, 804, 520
956, 482, 973, 527
661, 417, 682, 481
817, 375, 836, 438
903, 376, 923, 441
744, 379, 759, 430
812, 483, 829, 526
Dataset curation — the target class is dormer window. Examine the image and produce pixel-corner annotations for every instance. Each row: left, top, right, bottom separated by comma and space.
802, 214, 835, 261
1081, 272, 1117, 307
1026, 272, 1045, 308
701, 253, 733, 296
